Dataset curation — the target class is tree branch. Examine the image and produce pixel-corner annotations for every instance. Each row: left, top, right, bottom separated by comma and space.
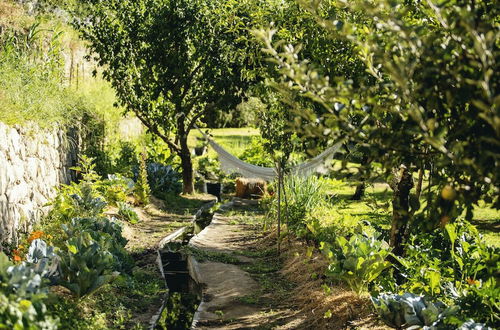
134, 111, 181, 153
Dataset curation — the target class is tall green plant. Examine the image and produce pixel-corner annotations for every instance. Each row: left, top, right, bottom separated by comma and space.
269, 175, 327, 235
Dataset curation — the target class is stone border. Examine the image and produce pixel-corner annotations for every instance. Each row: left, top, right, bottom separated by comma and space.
149, 199, 217, 329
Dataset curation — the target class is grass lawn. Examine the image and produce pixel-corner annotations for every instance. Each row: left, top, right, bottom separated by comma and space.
321, 178, 500, 247
188, 127, 260, 157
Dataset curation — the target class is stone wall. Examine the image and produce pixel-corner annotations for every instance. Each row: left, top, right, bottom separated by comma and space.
0, 122, 78, 246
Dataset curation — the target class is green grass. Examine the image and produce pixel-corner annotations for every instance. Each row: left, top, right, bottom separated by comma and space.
188, 127, 260, 157
320, 178, 499, 246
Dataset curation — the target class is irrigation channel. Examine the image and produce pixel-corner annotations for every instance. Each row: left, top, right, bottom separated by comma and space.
150, 201, 217, 329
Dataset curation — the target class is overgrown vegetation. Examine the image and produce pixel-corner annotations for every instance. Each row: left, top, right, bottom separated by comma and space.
1, 0, 498, 328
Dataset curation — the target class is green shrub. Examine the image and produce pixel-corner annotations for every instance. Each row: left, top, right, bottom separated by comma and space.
117, 202, 140, 224
100, 174, 134, 206
398, 221, 500, 325
239, 137, 274, 167
59, 231, 119, 298
272, 175, 327, 235
114, 141, 139, 176
0, 292, 59, 330
194, 155, 224, 182
321, 229, 392, 294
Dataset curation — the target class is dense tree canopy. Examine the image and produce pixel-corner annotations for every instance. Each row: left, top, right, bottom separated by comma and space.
258, 0, 499, 253
76, 0, 259, 193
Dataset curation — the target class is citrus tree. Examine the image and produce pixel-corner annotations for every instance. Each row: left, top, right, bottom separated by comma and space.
257, 0, 499, 255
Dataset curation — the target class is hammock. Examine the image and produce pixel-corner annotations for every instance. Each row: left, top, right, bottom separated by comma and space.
197, 127, 342, 181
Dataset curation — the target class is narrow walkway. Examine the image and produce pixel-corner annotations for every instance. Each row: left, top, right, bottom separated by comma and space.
189, 199, 296, 329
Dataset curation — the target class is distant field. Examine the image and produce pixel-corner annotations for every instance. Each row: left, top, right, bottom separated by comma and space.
188, 127, 260, 157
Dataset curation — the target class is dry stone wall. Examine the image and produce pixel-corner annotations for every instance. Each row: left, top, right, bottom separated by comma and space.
0, 121, 78, 246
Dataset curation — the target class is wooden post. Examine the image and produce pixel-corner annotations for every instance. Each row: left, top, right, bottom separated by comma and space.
277, 164, 282, 254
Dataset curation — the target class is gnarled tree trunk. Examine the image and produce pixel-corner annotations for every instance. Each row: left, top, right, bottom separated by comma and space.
389, 165, 414, 256
179, 137, 194, 194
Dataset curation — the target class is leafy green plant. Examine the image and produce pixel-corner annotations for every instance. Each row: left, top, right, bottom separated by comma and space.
372, 292, 449, 329
271, 175, 327, 235
146, 162, 182, 196
321, 229, 391, 294
99, 174, 134, 206
25, 239, 60, 281
0, 253, 46, 300
59, 231, 119, 299
69, 184, 107, 218
0, 292, 59, 330
117, 202, 140, 224
194, 155, 223, 182
62, 217, 132, 273
239, 137, 274, 167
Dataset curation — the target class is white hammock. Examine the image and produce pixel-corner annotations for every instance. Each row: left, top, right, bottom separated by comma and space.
199, 128, 342, 181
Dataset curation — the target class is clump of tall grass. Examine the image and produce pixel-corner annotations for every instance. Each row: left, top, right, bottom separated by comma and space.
267, 174, 328, 235
0, 16, 122, 129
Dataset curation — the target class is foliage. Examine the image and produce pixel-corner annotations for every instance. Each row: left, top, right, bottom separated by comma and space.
58, 231, 119, 299
0, 251, 58, 329
0, 292, 59, 330
100, 174, 134, 206
372, 292, 449, 329
257, 0, 500, 255
269, 175, 327, 235
69, 185, 107, 218
239, 137, 274, 167
194, 155, 224, 182
62, 217, 132, 273
25, 239, 60, 282
75, 0, 260, 193
147, 162, 182, 196
397, 221, 499, 325
113, 141, 139, 176
321, 229, 391, 294
117, 202, 140, 224
134, 152, 150, 205
0, 253, 46, 300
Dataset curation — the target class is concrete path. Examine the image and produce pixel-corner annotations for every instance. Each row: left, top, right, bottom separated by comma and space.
189, 201, 264, 329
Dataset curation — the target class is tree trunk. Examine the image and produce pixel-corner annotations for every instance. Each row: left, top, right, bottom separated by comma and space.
179, 137, 194, 194
351, 182, 365, 200
415, 167, 424, 199
389, 165, 414, 256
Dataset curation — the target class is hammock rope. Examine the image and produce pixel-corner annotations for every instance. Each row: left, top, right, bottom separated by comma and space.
195, 126, 342, 181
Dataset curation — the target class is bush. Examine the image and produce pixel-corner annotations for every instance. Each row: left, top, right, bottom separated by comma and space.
397, 221, 499, 325
239, 137, 274, 167
146, 162, 182, 196
117, 202, 140, 224
277, 175, 327, 234
100, 174, 134, 206
194, 155, 224, 182
59, 231, 119, 298
321, 229, 391, 294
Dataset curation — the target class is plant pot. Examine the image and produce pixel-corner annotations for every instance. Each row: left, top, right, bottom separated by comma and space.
206, 182, 223, 201
194, 146, 207, 156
